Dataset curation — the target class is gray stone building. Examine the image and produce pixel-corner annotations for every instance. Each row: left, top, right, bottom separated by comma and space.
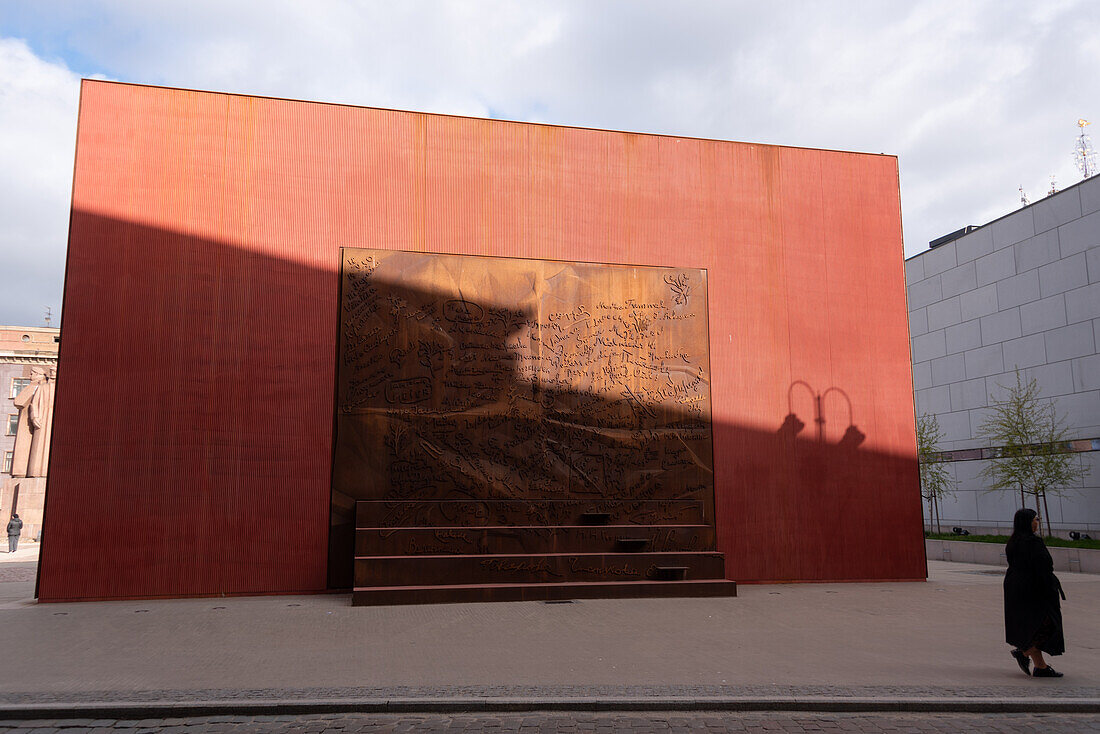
906, 175, 1100, 535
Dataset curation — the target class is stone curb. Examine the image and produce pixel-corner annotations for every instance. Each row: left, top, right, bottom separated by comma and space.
926, 539, 1100, 574
2, 696, 1100, 720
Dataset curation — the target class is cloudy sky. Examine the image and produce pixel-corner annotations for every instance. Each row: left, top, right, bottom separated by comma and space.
1, 0, 1097, 326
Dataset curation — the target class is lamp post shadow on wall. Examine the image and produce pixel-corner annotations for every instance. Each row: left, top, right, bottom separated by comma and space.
782, 380, 864, 449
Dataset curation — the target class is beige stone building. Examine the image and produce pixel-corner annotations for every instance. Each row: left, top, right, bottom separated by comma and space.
1, 325, 59, 544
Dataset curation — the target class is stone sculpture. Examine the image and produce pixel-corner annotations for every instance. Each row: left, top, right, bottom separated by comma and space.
12, 366, 56, 478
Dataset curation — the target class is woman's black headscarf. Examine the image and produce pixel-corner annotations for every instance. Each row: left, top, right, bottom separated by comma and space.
1007, 507, 1038, 551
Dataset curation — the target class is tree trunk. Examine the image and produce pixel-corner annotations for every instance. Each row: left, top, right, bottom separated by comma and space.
934, 496, 942, 534
1042, 491, 1053, 539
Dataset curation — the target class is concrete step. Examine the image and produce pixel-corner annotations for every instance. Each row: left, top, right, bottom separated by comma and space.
352, 578, 738, 606
353, 551, 727, 587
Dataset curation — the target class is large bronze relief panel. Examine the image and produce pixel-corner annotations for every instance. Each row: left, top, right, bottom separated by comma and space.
330, 249, 713, 565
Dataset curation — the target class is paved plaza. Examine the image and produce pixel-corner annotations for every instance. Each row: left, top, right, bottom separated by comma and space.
1, 546, 1098, 731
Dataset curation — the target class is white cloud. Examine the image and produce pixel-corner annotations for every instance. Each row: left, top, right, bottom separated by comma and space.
1, 0, 1099, 324
0, 38, 81, 326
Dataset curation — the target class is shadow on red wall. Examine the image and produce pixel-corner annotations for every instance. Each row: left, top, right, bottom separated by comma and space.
718, 403, 920, 584
37, 211, 926, 602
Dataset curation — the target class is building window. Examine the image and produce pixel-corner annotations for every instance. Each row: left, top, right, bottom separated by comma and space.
2, 452, 12, 474
10, 378, 30, 399
6, 414, 16, 436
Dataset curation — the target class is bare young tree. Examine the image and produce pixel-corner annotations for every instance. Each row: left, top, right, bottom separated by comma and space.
916, 413, 954, 534
977, 370, 1089, 538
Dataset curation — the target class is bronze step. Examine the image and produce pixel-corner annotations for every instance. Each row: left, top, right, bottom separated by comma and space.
354, 525, 714, 556
353, 551, 726, 587
352, 579, 738, 606
355, 499, 706, 528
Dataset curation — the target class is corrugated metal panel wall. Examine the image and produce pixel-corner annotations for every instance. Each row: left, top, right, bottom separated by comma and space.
39, 81, 923, 601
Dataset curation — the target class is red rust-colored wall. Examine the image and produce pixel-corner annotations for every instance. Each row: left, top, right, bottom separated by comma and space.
39, 80, 924, 601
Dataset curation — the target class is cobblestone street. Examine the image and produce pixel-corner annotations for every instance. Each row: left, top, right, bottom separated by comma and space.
3, 712, 1100, 733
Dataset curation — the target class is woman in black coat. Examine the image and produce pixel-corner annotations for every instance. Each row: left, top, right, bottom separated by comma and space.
1004, 508, 1065, 678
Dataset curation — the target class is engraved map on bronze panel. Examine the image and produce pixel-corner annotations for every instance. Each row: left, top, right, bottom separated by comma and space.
332, 249, 713, 514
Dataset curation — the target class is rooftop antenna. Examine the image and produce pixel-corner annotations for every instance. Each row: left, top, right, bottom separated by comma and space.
1048, 174, 1058, 196
44, 307, 52, 327
1019, 185, 1030, 207
1074, 119, 1097, 179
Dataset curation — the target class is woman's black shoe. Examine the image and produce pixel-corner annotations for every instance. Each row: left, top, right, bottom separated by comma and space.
1033, 666, 1064, 678
1011, 649, 1031, 675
